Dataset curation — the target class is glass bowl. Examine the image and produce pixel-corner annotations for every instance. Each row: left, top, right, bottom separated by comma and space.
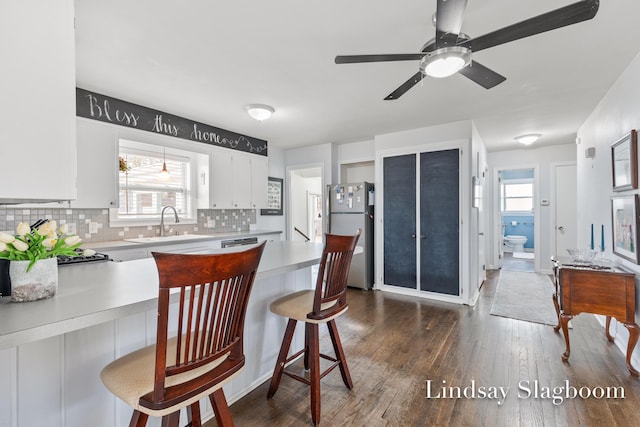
566, 248, 598, 264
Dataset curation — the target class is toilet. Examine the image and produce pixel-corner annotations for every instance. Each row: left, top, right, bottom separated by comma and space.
503, 235, 527, 253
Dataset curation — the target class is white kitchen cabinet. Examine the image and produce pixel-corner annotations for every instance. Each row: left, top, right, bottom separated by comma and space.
71, 119, 119, 208
231, 153, 252, 208
0, 0, 76, 203
250, 155, 268, 209
209, 149, 268, 209
209, 149, 234, 209
257, 232, 281, 243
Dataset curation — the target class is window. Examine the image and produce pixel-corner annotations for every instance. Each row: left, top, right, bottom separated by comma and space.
115, 139, 196, 224
501, 180, 534, 212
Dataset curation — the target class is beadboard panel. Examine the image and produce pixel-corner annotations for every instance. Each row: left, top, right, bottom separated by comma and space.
0, 266, 312, 426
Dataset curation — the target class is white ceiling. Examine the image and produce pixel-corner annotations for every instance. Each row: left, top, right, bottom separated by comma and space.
75, 0, 640, 152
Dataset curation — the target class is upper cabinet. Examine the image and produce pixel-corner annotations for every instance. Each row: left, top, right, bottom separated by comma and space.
250, 155, 268, 209
209, 149, 268, 209
72, 119, 118, 208
0, 0, 76, 203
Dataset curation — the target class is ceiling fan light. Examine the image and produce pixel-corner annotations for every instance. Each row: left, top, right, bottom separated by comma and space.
245, 104, 275, 121
420, 46, 471, 78
515, 134, 541, 145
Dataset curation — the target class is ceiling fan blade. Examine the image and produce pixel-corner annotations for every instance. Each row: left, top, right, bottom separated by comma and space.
458, 61, 506, 89
335, 54, 425, 64
459, 0, 599, 53
384, 71, 425, 100
435, 0, 468, 47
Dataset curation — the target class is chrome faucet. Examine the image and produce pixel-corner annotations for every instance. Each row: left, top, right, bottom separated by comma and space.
159, 206, 179, 237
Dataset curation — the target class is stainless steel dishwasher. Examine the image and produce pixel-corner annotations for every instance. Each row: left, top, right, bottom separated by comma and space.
220, 237, 259, 248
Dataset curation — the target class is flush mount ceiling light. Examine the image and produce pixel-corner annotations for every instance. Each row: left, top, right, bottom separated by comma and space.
515, 134, 541, 146
419, 46, 471, 78
245, 104, 275, 122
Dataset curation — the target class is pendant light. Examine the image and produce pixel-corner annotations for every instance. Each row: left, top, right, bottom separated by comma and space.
159, 147, 170, 180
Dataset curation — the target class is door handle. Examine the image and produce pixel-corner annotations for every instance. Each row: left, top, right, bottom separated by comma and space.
479, 232, 484, 236
411, 234, 426, 239
558, 226, 564, 231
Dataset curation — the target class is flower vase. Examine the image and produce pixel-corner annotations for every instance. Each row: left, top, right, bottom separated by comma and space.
9, 258, 58, 302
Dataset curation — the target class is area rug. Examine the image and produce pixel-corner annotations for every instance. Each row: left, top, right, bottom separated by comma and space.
513, 252, 534, 259
490, 270, 558, 326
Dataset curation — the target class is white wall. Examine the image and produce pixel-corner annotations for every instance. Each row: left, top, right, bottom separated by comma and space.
487, 143, 576, 272
374, 120, 473, 151
338, 139, 375, 162
284, 143, 336, 185
576, 50, 640, 366
337, 140, 375, 183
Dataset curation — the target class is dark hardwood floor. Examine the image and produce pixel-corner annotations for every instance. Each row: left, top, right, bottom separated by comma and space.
207, 270, 640, 426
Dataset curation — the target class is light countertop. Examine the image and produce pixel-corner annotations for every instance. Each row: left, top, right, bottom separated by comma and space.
0, 240, 322, 350
83, 229, 282, 251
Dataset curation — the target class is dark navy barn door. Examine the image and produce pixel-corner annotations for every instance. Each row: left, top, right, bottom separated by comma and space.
420, 149, 459, 295
383, 149, 459, 296
383, 154, 416, 288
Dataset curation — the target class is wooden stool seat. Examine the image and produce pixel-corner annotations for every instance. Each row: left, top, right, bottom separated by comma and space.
101, 336, 234, 417
101, 242, 265, 427
269, 289, 345, 324
267, 231, 360, 426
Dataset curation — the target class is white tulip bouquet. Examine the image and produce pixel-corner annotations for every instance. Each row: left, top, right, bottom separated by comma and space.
0, 221, 93, 272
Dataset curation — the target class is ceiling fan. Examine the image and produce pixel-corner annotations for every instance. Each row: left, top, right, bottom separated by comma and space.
335, 0, 599, 100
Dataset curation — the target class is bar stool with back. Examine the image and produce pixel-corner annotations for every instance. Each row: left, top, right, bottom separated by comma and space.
100, 242, 266, 427
267, 230, 361, 425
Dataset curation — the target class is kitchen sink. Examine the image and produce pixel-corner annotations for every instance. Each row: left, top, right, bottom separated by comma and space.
124, 234, 208, 244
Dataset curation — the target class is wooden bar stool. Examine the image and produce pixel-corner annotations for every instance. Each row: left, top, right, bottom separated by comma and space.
267, 230, 361, 425
101, 242, 266, 427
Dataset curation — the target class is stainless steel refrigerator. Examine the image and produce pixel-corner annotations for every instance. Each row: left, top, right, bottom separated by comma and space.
326, 182, 374, 290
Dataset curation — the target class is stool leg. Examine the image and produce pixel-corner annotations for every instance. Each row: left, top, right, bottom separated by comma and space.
304, 322, 310, 370
188, 401, 202, 427
328, 319, 353, 389
160, 411, 180, 427
129, 410, 148, 427
268, 318, 297, 398
309, 322, 321, 426
209, 389, 234, 427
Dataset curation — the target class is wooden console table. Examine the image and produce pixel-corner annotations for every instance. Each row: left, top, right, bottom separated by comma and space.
551, 257, 639, 376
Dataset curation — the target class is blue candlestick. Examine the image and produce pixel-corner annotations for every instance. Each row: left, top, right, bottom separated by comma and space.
601, 224, 605, 251
590, 224, 594, 250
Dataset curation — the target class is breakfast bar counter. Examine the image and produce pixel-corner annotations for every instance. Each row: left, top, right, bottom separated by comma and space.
0, 240, 324, 427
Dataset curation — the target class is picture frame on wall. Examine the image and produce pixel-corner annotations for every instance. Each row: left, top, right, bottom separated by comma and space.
261, 176, 283, 216
611, 129, 638, 191
611, 194, 640, 264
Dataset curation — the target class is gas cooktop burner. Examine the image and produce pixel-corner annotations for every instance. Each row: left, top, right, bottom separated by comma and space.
57, 250, 111, 265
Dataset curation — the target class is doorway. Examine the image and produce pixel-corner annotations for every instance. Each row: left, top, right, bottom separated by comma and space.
497, 168, 536, 272
553, 162, 577, 257
287, 166, 323, 242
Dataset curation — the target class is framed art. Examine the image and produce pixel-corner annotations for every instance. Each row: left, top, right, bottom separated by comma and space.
611, 130, 638, 191
261, 176, 283, 216
611, 194, 640, 263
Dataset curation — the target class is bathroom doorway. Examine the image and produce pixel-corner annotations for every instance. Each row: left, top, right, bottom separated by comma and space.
498, 168, 536, 272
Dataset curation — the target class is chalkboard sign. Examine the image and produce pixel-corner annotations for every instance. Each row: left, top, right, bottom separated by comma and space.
76, 88, 267, 156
